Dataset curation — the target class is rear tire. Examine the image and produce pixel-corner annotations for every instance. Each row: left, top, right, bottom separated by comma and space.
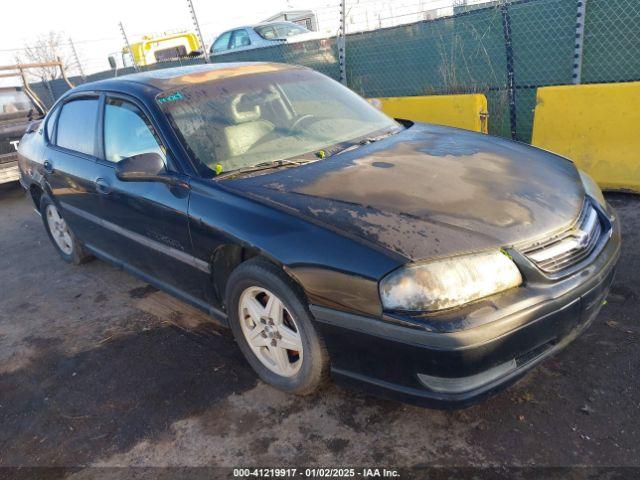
40, 194, 93, 265
226, 258, 329, 395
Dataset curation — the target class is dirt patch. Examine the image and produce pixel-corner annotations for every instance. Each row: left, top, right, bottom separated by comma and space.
0, 183, 638, 469
128, 285, 160, 299
0, 326, 256, 466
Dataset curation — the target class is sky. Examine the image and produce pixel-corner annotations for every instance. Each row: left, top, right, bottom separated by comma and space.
0, 0, 339, 85
0, 0, 460, 86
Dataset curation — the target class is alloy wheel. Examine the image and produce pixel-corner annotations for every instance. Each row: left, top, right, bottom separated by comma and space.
238, 286, 303, 377
46, 204, 74, 255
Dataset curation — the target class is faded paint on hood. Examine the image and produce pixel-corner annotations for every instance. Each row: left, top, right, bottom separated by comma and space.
223, 123, 584, 261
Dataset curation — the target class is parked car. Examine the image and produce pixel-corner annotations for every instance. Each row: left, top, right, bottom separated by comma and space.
18, 63, 620, 408
209, 22, 326, 56
0, 86, 45, 184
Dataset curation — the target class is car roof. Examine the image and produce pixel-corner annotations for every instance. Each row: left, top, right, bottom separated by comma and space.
70, 62, 302, 96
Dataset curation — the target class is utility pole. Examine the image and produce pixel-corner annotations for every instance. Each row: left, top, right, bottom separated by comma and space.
338, 0, 347, 85
186, 0, 209, 62
68, 38, 86, 81
119, 21, 138, 71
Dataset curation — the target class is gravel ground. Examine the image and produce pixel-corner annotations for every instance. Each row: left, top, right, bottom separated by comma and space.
0, 181, 638, 475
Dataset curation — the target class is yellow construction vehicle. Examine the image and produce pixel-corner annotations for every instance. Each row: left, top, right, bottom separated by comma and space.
109, 32, 202, 69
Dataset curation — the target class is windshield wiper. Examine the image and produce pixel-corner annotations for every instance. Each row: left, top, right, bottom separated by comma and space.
215, 158, 311, 180
332, 130, 400, 156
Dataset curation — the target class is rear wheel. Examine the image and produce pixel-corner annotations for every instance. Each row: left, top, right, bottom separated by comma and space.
40, 194, 93, 265
226, 258, 329, 394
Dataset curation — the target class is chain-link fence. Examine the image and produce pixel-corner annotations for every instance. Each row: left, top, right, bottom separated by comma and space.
31, 0, 640, 144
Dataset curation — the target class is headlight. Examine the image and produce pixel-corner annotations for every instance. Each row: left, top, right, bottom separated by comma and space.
379, 250, 522, 312
579, 170, 606, 208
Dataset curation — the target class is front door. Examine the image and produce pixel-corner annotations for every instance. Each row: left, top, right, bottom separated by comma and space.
91, 94, 208, 301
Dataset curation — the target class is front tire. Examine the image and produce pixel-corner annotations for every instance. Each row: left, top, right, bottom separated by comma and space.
40, 194, 93, 265
226, 258, 329, 395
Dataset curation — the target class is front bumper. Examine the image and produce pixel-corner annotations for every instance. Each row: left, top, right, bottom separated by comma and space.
311, 205, 621, 409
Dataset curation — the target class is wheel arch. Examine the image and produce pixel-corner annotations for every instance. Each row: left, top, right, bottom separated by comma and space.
29, 183, 44, 210
210, 243, 309, 311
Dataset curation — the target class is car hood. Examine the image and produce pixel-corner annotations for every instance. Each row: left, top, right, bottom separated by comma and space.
223, 123, 585, 261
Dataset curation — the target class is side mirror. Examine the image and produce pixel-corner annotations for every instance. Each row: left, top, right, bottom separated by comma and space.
108, 55, 117, 69
115, 152, 169, 183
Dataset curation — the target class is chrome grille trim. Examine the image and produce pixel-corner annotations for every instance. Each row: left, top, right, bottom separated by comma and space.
521, 201, 603, 273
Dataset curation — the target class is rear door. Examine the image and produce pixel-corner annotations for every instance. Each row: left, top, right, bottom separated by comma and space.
44, 94, 106, 247
90, 93, 208, 301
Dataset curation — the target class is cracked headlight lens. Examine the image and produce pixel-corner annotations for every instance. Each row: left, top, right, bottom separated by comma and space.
380, 250, 523, 312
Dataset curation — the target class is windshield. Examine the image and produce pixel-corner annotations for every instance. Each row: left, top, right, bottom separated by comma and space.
158, 68, 399, 177
255, 23, 309, 39
0, 89, 34, 118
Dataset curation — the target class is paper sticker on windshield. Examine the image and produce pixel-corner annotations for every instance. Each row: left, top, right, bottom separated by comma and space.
157, 92, 184, 104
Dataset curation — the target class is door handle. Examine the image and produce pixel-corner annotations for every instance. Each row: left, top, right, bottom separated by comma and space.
95, 177, 112, 195
43, 160, 54, 174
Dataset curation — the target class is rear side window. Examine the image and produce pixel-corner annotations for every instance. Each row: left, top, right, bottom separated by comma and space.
45, 106, 61, 142
255, 26, 277, 39
255, 23, 309, 39
230, 29, 251, 48
56, 98, 99, 156
274, 23, 308, 37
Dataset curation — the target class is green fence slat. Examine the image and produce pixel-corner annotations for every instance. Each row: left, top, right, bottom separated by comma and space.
582, 0, 640, 83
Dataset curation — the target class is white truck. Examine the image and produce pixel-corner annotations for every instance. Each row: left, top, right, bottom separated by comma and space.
0, 61, 72, 184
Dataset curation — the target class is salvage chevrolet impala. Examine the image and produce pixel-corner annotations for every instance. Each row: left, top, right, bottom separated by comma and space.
18, 63, 620, 407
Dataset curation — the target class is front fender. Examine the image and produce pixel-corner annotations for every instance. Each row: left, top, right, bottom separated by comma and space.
187, 178, 404, 317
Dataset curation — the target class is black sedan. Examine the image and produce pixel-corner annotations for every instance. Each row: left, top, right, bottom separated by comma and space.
17, 63, 620, 408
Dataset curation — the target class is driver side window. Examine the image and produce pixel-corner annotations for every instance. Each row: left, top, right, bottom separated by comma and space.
103, 97, 166, 164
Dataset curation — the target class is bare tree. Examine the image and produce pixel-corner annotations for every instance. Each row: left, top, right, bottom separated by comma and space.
17, 31, 72, 82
